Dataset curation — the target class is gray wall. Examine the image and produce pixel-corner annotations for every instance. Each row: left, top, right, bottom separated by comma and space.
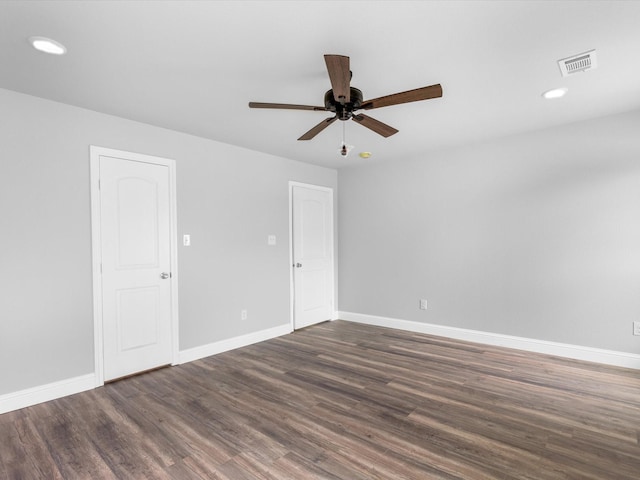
339, 109, 640, 354
0, 88, 337, 395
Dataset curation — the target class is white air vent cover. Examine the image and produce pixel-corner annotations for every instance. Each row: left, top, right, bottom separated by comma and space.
558, 50, 597, 77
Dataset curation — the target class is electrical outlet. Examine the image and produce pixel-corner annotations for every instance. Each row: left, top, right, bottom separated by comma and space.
419, 299, 428, 310
634, 321, 640, 336
241, 309, 248, 321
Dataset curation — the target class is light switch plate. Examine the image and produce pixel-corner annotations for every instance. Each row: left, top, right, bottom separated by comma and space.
183, 234, 191, 246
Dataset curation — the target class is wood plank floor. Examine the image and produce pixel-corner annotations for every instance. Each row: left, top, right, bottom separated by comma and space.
1, 320, 639, 479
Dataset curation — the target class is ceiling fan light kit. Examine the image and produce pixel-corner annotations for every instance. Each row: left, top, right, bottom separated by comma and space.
249, 54, 443, 147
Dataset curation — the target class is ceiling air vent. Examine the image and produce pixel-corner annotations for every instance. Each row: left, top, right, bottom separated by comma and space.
558, 49, 597, 77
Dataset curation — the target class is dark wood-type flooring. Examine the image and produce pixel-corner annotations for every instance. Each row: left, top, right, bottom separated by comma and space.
1, 320, 639, 479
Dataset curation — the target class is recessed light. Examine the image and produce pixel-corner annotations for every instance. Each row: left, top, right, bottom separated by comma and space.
29, 36, 67, 55
542, 87, 568, 99
359, 152, 372, 158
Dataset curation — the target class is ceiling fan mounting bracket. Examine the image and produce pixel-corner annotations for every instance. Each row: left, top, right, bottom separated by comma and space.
324, 87, 363, 121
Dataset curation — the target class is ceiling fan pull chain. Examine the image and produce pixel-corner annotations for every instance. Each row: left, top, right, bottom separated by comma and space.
339, 122, 353, 157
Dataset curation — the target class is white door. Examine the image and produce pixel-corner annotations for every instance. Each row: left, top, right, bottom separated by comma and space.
291, 184, 334, 329
92, 149, 175, 382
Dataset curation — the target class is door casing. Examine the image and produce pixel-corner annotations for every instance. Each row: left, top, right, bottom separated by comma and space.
90, 146, 179, 386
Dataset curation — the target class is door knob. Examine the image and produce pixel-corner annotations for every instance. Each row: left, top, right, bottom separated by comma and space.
160, 272, 170, 279
296, 263, 302, 268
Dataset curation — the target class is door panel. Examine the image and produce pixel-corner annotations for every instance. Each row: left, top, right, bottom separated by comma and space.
292, 185, 334, 329
115, 177, 159, 267
117, 287, 159, 351
301, 268, 327, 310
100, 156, 173, 381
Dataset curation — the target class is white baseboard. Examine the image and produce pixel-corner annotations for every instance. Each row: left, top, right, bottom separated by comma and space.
1, 324, 293, 415
338, 311, 640, 370
0, 373, 96, 415
7, 314, 633, 415
178, 323, 292, 364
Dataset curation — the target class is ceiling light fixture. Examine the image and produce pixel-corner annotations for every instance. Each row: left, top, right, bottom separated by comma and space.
542, 87, 568, 99
359, 152, 372, 159
29, 36, 67, 55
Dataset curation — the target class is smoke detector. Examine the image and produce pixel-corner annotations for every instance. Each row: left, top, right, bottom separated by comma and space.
558, 50, 597, 77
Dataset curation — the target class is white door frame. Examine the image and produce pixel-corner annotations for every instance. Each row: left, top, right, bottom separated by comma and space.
288, 181, 336, 330
90, 146, 180, 387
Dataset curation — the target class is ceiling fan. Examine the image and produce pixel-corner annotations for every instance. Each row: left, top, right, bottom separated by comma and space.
249, 54, 443, 141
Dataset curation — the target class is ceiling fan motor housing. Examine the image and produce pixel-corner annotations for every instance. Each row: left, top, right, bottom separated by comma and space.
324, 87, 363, 120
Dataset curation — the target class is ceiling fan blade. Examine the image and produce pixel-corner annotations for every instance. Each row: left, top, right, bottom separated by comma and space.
324, 55, 351, 104
360, 84, 443, 110
352, 114, 399, 138
298, 116, 338, 141
249, 102, 328, 111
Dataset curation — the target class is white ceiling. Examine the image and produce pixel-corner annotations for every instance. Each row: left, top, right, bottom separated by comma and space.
1, 1, 639, 169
